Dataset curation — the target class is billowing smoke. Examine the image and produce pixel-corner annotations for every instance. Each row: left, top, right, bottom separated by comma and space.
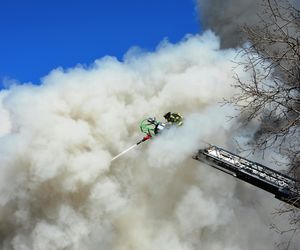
0, 32, 293, 250
197, 0, 300, 48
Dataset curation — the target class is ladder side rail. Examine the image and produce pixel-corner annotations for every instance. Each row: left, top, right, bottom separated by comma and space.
194, 147, 300, 209
195, 150, 282, 195
202, 148, 296, 191
206, 147, 296, 187
212, 146, 297, 182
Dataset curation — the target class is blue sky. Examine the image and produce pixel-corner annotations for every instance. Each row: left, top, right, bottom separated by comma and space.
0, 0, 200, 85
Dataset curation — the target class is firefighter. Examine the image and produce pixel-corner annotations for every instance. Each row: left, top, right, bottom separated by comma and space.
163, 112, 184, 126
140, 117, 165, 136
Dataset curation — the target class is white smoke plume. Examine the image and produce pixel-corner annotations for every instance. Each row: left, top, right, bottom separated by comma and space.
0, 32, 294, 249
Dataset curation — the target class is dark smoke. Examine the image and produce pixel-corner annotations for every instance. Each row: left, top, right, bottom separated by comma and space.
197, 0, 300, 48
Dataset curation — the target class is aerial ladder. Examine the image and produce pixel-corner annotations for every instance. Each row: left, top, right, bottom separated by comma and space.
193, 145, 300, 209
113, 113, 300, 209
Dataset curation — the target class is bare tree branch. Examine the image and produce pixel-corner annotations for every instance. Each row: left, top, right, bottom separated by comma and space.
230, 0, 300, 247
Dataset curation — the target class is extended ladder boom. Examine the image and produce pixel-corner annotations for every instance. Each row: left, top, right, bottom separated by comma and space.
193, 146, 300, 209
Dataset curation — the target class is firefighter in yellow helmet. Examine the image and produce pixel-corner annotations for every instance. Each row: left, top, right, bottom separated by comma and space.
163, 112, 184, 126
